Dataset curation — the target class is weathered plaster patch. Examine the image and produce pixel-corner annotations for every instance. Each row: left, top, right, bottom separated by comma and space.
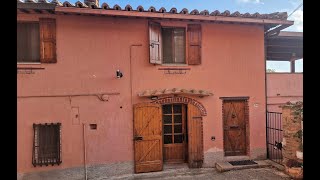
205, 147, 223, 153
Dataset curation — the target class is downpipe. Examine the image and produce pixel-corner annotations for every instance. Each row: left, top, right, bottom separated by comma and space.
83, 123, 88, 180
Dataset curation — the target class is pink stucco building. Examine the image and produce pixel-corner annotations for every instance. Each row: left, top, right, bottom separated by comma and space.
267, 73, 303, 112
17, 1, 295, 179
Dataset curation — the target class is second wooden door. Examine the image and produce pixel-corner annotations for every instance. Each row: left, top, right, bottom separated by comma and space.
223, 100, 247, 156
162, 104, 187, 163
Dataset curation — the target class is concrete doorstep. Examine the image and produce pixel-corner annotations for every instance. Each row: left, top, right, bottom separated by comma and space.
215, 160, 271, 172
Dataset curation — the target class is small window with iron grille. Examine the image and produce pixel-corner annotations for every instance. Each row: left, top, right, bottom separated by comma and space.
32, 123, 62, 167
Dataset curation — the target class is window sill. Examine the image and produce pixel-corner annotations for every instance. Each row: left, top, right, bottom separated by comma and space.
17, 62, 41, 65
161, 63, 188, 67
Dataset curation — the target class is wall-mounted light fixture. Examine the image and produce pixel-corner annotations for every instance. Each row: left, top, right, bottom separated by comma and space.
116, 70, 123, 79
150, 96, 158, 100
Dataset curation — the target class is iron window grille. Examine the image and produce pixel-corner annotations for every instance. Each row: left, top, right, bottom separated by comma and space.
32, 123, 62, 167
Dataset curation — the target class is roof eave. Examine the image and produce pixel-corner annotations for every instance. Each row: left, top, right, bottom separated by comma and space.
54, 7, 294, 26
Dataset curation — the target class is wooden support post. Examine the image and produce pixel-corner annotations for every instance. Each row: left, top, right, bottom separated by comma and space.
290, 54, 296, 73
290, 60, 295, 73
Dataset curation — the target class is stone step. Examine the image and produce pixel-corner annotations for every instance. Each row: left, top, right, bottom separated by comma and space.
215, 160, 271, 172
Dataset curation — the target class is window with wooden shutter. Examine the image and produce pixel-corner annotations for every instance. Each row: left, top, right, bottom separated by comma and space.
17, 22, 40, 63
187, 24, 201, 65
149, 21, 162, 64
40, 18, 56, 63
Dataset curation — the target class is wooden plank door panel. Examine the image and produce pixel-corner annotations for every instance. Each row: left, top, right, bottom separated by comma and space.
223, 100, 247, 156
134, 103, 163, 173
187, 104, 203, 168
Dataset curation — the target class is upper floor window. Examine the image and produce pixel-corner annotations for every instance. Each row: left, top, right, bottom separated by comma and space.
162, 28, 185, 64
149, 22, 201, 65
17, 18, 57, 64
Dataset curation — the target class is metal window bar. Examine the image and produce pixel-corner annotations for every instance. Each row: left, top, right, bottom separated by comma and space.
32, 123, 62, 167
266, 112, 283, 165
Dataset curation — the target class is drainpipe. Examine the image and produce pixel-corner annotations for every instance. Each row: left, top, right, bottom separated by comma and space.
264, 35, 269, 159
83, 123, 88, 180
129, 44, 142, 107
129, 44, 142, 168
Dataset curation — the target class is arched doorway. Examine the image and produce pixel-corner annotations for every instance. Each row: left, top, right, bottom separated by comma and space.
133, 96, 206, 173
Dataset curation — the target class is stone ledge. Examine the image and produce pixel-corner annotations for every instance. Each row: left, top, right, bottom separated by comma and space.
215, 160, 270, 172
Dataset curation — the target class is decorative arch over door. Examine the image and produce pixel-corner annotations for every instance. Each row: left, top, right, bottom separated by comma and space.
152, 96, 207, 116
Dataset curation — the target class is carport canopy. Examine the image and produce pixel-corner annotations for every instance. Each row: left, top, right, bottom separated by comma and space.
266, 31, 303, 73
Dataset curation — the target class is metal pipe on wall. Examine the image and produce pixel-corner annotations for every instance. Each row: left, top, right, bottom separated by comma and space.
83, 123, 88, 180
129, 44, 143, 107
129, 44, 142, 171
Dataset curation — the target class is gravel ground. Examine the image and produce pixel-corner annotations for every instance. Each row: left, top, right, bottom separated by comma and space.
98, 167, 291, 180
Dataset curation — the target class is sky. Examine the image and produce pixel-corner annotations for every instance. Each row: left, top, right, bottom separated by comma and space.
68, 0, 303, 72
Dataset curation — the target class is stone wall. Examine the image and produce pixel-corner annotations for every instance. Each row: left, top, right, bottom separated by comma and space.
282, 102, 303, 165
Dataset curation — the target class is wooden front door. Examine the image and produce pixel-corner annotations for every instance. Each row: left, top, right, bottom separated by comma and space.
223, 100, 247, 156
162, 104, 187, 163
134, 103, 163, 173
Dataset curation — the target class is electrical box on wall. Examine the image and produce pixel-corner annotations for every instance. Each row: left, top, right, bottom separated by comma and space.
71, 107, 80, 125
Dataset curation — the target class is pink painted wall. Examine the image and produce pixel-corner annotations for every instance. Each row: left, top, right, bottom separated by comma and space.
17, 13, 266, 173
267, 73, 303, 112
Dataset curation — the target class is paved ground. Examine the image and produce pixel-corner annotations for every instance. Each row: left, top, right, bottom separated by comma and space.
97, 165, 291, 180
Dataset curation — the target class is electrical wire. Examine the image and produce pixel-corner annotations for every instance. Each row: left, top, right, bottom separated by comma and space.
288, 2, 303, 18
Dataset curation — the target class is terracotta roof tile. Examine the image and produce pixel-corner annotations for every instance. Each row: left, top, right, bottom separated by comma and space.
210, 10, 220, 16
138, 88, 213, 97
125, 4, 133, 11
17, 1, 289, 20
38, 0, 49, 3
137, 5, 144, 12
252, 12, 260, 18
190, 9, 200, 15
221, 10, 230, 16
169, 7, 177, 14
113, 4, 121, 10
200, 10, 209, 16
101, 2, 109, 9
62, 1, 74, 7
51, 0, 63, 6
243, 12, 251, 18
180, 8, 188, 14
231, 11, 241, 17
159, 7, 166, 13
148, 6, 156, 12
75, 1, 88, 8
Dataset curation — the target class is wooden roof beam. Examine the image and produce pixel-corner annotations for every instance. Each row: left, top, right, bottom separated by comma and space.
265, 24, 291, 37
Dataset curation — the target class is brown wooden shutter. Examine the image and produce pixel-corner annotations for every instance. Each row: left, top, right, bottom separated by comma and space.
40, 18, 56, 63
149, 21, 162, 64
187, 24, 201, 65
187, 104, 204, 168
